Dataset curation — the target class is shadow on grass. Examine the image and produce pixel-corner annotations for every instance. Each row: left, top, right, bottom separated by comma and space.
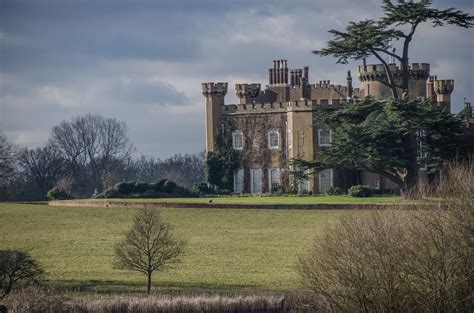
47, 279, 274, 296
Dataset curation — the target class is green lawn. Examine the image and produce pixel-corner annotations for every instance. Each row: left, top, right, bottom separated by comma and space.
91, 195, 404, 205
0, 203, 355, 294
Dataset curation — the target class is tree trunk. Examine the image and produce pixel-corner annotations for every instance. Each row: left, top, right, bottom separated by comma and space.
147, 271, 152, 294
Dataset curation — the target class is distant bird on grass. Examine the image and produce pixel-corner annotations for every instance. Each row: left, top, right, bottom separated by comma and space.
209, 199, 213, 204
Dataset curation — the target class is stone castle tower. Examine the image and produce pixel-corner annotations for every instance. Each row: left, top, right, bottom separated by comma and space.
202, 60, 454, 194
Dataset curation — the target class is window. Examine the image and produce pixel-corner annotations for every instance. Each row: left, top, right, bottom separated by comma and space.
375, 178, 380, 190
251, 168, 262, 194
318, 129, 332, 146
268, 131, 279, 149
268, 168, 280, 191
234, 169, 244, 194
232, 131, 243, 150
319, 169, 333, 193
298, 169, 310, 193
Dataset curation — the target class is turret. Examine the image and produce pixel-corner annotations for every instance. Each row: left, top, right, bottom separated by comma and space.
201, 82, 228, 152
426, 76, 437, 102
358, 63, 430, 99
235, 83, 261, 104
433, 79, 454, 112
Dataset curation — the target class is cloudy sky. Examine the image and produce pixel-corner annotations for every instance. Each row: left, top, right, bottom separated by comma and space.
1, 0, 473, 158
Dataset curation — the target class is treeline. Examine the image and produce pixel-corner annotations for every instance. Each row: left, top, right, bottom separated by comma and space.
0, 114, 204, 201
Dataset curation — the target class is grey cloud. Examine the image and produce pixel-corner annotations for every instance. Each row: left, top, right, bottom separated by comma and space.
109, 79, 188, 106
1, 0, 473, 157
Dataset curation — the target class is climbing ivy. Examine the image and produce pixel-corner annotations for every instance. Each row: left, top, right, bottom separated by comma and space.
205, 134, 240, 191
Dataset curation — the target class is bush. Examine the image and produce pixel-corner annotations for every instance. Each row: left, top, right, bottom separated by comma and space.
324, 187, 343, 196
114, 182, 136, 194
102, 180, 192, 199
150, 179, 168, 192
193, 182, 212, 195
47, 187, 72, 200
98, 187, 120, 198
161, 180, 177, 193
173, 185, 194, 197
141, 189, 161, 198
348, 185, 371, 197
298, 162, 474, 312
133, 182, 149, 194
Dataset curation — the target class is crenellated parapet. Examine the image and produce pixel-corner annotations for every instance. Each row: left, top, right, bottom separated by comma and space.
201, 82, 228, 97
235, 83, 261, 104
433, 79, 454, 95
358, 63, 430, 82
219, 98, 353, 115
433, 79, 454, 112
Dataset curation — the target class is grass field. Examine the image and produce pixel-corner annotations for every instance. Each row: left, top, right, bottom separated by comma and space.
91, 195, 404, 205
0, 202, 355, 294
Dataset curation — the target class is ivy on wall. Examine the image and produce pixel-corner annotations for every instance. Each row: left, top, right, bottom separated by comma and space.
205, 134, 240, 191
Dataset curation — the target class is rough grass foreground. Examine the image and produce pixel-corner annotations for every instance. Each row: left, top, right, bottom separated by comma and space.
6, 286, 298, 313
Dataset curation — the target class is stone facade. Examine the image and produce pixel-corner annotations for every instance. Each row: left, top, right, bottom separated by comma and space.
202, 60, 454, 194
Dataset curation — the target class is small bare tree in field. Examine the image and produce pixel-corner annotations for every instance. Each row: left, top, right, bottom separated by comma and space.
114, 208, 186, 294
298, 161, 474, 312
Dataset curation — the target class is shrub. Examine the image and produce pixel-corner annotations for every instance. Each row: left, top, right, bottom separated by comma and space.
114, 182, 136, 194
141, 189, 161, 198
98, 187, 120, 198
161, 180, 177, 193
173, 185, 194, 197
47, 187, 72, 200
348, 185, 371, 197
324, 187, 343, 196
298, 162, 474, 312
133, 182, 149, 194
150, 179, 168, 192
193, 182, 212, 195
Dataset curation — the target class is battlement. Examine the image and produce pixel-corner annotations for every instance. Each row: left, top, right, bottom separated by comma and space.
434, 79, 454, 94
201, 82, 228, 96
219, 98, 352, 115
358, 63, 430, 81
235, 83, 261, 98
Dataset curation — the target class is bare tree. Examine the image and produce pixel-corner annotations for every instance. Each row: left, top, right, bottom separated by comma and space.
114, 207, 186, 294
49, 114, 135, 196
0, 131, 16, 184
17, 145, 65, 198
298, 161, 474, 312
0, 250, 44, 299
131, 152, 205, 189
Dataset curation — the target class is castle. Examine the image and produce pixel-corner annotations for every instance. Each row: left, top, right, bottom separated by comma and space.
202, 60, 455, 194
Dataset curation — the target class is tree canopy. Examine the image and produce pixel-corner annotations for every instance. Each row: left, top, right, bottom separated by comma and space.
114, 207, 186, 294
0, 250, 44, 299
292, 98, 468, 192
313, 0, 473, 98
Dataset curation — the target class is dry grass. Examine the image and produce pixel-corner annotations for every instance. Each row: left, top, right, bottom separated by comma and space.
298, 161, 474, 312
5, 286, 292, 313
